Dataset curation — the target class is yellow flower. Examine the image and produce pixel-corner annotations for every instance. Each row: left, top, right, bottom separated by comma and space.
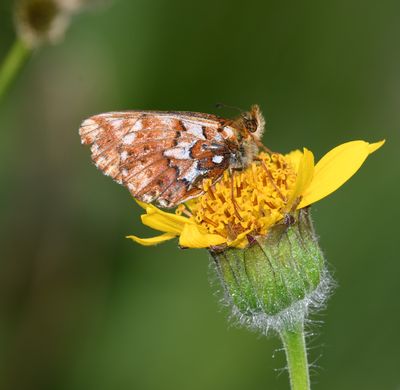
127, 140, 384, 249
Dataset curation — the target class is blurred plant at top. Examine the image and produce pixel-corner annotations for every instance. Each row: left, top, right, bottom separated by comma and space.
14, 0, 105, 47
0, 0, 107, 101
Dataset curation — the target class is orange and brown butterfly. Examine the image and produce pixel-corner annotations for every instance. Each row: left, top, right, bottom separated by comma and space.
79, 105, 266, 208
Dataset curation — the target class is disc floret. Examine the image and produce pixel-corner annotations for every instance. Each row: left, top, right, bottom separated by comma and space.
188, 152, 298, 247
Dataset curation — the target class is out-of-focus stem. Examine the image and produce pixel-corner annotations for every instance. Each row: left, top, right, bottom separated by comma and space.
0, 38, 30, 102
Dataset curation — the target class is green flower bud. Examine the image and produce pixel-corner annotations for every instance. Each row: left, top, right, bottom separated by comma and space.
210, 209, 331, 333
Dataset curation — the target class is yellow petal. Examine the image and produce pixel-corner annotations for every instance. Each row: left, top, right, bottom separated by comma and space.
227, 228, 253, 248
126, 232, 177, 246
179, 223, 226, 248
134, 199, 149, 210
299, 140, 385, 208
141, 209, 189, 234
368, 140, 385, 153
141, 212, 186, 235
285, 149, 303, 172
286, 148, 315, 210
233, 239, 249, 249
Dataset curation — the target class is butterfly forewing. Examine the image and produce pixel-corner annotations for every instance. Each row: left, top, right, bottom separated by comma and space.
79, 111, 240, 207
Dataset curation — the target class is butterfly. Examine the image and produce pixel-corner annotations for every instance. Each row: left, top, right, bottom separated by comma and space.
79, 105, 265, 208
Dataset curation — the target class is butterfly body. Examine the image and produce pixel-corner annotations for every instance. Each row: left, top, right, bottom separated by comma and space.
79, 105, 265, 208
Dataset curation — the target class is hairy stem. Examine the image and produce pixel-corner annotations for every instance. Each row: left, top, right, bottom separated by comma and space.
279, 322, 310, 390
0, 39, 30, 102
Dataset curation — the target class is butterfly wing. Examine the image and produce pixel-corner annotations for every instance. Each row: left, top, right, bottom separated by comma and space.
79, 111, 239, 207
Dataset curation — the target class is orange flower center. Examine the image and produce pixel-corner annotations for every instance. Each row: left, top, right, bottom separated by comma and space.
177, 152, 298, 246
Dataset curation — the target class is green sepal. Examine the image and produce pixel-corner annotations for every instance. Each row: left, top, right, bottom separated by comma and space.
211, 209, 326, 329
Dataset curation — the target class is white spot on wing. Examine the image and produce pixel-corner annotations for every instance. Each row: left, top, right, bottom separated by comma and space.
97, 112, 116, 117
132, 119, 143, 131
208, 143, 222, 150
158, 199, 169, 208
110, 119, 124, 129
222, 126, 234, 138
163, 141, 196, 160
80, 118, 97, 131
182, 162, 200, 182
214, 133, 223, 142
212, 155, 224, 164
80, 119, 100, 143
141, 194, 153, 203
120, 151, 128, 161
186, 123, 205, 139
91, 143, 99, 155
123, 132, 136, 145
164, 148, 190, 159
95, 156, 106, 167
160, 117, 173, 127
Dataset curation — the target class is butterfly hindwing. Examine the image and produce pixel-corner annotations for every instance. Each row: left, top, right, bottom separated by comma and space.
79, 111, 239, 207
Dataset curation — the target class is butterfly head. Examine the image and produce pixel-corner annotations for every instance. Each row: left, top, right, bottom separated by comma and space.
239, 104, 265, 141
229, 105, 266, 168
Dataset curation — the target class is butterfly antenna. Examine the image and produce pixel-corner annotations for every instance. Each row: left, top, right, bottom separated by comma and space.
215, 102, 244, 114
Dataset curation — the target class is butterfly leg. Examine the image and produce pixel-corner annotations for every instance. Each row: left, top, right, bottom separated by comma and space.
229, 168, 243, 221
176, 204, 193, 218
258, 158, 300, 226
226, 221, 241, 242
255, 138, 274, 154
259, 160, 287, 203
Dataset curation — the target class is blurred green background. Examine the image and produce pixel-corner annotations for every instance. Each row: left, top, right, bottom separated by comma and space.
0, 0, 399, 389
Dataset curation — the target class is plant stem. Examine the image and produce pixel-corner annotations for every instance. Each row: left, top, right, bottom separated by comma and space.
0, 38, 30, 102
279, 322, 310, 390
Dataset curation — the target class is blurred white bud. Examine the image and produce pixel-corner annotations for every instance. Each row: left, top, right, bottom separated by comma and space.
14, 0, 109, 48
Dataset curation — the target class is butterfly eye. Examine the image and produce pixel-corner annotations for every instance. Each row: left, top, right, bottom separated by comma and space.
245, 118, 258, 133
241, 112, 258, 133
249, 123, 258, 133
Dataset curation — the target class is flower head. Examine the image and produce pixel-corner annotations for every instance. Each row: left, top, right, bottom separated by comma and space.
127, 140, 384, 249
14, 0, 105, 48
